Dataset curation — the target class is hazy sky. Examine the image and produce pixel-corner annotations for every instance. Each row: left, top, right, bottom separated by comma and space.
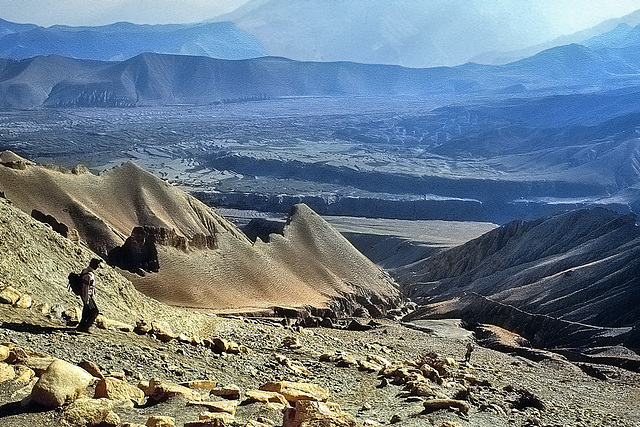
1, 0, 639, 37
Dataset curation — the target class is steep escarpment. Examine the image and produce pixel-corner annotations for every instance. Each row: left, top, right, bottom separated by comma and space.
0, 152, 400, 315
400, 208, 640, 351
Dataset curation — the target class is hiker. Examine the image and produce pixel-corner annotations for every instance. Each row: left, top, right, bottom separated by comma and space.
465, 342, 474, 363
76, 258, 102, 333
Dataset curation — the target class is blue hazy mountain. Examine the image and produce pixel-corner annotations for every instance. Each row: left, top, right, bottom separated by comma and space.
0, 20, 266, 61
0, 18, 38, 37
2, 19, 640, 109
212, 0, 565, 68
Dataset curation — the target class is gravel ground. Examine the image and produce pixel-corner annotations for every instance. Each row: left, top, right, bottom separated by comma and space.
1, 305, 639, 427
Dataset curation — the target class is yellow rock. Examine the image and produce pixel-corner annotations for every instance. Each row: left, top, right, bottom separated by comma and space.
60, 398, 119, 427
187, 400, 238, 415
0, 286, 21, 305
29, 359, 95, 408
95, 377, 146, 406
181, 380, 218, 390
283, 400, 356, 427
259, 381, 330, 404
245, 389, 290, 407
0, 362, 15, 382
14, 293, 32, 309
146, 415, 175, 427
0, 345, 9, 362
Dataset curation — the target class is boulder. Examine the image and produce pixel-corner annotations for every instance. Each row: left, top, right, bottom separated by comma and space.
0, 345, 10, 362
187, 400, 238, 415
95, 377, 146, 406
210, 384, 241, 400
147, 378, 202, 402
0, 286, 21, 305
134, 320, 152, 335
282, 337, 302, 349
146, 416, 176, 427
283, 400, 356, 427
199, 411, 235, 424
423, 398, 469, 415
212, 338, 240, 354
0, 362, 15, 382
259, 381, 330, 404
79, 360, 104, 379
151, 321, 177, 342
95, 315, 135, 332
13, 365, 35, 383
14, 293, 32, 309
60, 398, 120, 427
29, 359, 95, 408
245, 389, 290, 407
181, 380, 218, 390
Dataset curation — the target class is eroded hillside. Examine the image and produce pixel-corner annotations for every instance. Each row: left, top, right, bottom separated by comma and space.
0, 152, 400, 315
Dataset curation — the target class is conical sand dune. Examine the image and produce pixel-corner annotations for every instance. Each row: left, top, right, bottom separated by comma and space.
0, 153, 400, 314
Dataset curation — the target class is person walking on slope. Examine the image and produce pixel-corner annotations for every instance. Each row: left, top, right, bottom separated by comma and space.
76, 258, 102, 333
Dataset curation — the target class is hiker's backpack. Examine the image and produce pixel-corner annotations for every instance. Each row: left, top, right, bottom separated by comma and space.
68, 272, 82, 296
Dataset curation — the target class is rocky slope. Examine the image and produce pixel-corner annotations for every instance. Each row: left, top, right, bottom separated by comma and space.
0, 152, 400, 316
0, 196, 639, 426
399, 208, 640, 354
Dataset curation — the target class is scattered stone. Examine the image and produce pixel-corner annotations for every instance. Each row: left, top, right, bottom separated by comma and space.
335, 355, 358, 368
146, 415, 176, 427
282, 336, 302, 349
60, 397, 119, 427
283, 400, 356, 427
439, 422, 460, 427
182, 380, 218, 390
390, 413, 402, 423
29, 359, 95, 408
96, 315, 135, 332
199, 410, 235, 422
135, 320, 152, 335
0, 286, 21, 305
0, 362, 16, 382
95, 377, 146, 406
108, 371, 126, 379
423, 399, 470, 415
319, 353, 335, 362
0, 345, 9, 362
147, 378, 202, 402
259, 381, 330, 404
273, 353, 311, 376
363, 420, 383, 426
151, 321, 178, 342
187, 400, 239, 415
358, 359, 381, 372
212, 338, 240, 354
210, 384, 241, 400
79, 360, 104, 379
366, 355, 391, 369
13, 365, 35, 383
247, 421, 272, 427
14, 293, 32, 309
245, 389, 290, 407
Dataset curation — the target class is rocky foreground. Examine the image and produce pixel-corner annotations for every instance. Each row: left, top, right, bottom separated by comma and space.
1, 298, 639, 427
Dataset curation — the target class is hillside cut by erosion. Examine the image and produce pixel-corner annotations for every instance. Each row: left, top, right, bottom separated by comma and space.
0, 151, 400, 316
0, 191, 639, 426
400, 208, 640, 367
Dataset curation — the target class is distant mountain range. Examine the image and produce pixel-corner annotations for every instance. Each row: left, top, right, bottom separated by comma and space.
3, 21, 640, 109
0, 19, 266, 61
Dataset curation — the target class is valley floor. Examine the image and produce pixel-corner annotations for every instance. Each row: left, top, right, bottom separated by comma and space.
1, 305, 639, 427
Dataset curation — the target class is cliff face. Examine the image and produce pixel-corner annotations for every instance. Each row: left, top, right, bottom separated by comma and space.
401, 208, 640, 350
